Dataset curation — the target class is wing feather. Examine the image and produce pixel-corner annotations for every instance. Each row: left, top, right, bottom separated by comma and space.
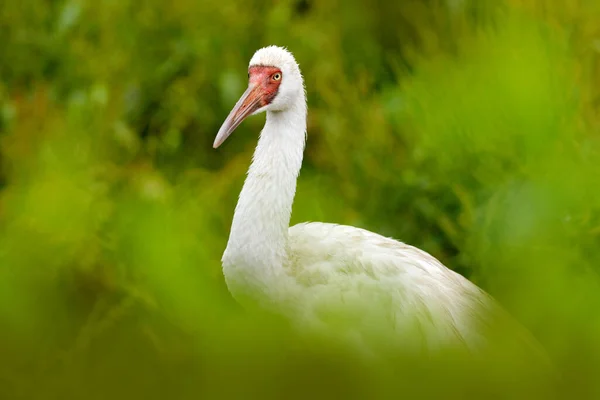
285, 222, 553, 372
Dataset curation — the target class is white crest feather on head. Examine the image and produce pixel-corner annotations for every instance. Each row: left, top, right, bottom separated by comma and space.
249, 45, 301, 74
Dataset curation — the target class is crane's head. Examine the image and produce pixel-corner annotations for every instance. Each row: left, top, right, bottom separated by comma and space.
213, 45, 305, 148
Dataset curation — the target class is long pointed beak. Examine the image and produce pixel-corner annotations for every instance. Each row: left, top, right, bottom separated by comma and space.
213, 84, 263, 148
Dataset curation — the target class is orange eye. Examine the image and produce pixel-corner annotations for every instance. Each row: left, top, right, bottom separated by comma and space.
272, 72, 281, 81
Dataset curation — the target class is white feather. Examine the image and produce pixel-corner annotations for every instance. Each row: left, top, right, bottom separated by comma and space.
217, 46, 553, 367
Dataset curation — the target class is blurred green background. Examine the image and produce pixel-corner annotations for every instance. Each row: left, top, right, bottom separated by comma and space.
1, 0, 600, 398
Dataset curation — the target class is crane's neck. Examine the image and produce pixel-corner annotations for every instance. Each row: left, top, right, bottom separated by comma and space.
222, 96, 307, 306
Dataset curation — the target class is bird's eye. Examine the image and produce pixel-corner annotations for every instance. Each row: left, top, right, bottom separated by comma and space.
272, 73, 281, 81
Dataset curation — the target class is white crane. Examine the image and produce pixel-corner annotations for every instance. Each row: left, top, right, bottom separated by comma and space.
212, 45, 552, 367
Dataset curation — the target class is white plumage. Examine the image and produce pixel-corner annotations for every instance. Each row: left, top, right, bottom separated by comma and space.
213, 46, 552, 364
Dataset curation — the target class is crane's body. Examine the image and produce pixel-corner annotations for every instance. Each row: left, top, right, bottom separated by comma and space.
213, 46, 552, 364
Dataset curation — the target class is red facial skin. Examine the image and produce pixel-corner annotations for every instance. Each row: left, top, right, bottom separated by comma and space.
248, 65, 282, 107
212, 65, 283, 148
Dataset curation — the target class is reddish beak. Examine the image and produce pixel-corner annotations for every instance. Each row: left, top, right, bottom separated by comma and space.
213, 84, 263, 148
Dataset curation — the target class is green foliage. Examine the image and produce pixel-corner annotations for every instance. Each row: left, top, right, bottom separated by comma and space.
1, 0, 600, 398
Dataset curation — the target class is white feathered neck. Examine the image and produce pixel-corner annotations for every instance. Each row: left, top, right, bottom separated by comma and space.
221, 89, 307, 307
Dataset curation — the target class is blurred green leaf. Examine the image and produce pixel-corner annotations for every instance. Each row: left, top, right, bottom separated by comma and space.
1, 0, 600, 398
